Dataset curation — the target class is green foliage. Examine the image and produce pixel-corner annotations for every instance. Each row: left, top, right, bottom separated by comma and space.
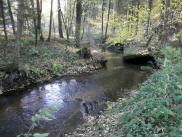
29, 48, 39, 56
76, 47, 182, 137
109, 47, 182, 136
31, 105, 60, 127
19, 105, 60, 137
20, 38, 35, 46
51, 63, 67, 74
28, 47, 79, 62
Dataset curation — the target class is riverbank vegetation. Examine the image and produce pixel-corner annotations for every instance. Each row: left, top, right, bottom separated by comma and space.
69, 47, 182, 137
0, 0, 182, 136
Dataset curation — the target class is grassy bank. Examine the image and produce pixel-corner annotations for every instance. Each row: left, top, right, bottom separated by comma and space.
69, 47, 182, 137
0, 39, 103, 93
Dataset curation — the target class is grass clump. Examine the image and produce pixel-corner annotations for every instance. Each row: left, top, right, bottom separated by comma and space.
71, 47, 182, 137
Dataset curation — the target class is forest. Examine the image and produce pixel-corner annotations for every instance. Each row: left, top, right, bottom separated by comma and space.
0, 0, 182, 137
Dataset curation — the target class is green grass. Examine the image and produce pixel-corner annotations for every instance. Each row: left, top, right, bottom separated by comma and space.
73, 47, 182, 137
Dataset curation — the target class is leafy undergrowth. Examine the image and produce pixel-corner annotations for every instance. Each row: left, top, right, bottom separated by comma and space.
0, 39, 102, 91
68, 47, 182, 137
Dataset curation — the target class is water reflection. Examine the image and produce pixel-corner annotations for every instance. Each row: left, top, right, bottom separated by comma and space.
0, 52, 150, 137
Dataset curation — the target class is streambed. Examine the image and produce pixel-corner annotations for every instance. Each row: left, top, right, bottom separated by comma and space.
0, 51, 150, 137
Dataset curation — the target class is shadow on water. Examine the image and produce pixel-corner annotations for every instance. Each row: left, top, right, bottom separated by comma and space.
0, 52, 151, 137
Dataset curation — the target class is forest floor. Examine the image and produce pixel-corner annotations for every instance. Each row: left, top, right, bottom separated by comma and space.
67, 47, 182, 137
0, 39, 104, 94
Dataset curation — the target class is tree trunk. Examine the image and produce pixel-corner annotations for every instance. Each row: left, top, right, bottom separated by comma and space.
15, 0, 25, 67
162, 0, 171, 45
30, 0, 38, 46
59, 6, 69, 42
101, 0, 104, 41
135, 0, 140, 35
164, 0, 170, 28
75, 0, 82, 47
7, 0, 16, 35
58, 0, 64, 38
37, 0, 44, 41
114, 0, 122, 15
146, 0, 153, 36
68, 0, 76, 37
105, 0, 111, 40
0, 0, 8, 41
47, 0, 53, 42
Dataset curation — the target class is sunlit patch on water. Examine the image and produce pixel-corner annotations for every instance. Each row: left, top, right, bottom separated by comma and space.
0, 52, 150, 137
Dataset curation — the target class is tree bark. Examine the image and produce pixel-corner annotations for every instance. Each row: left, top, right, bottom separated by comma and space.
30, 0, 38, 46
105, 0, 111, 40
15, 0, 25, 67
47, 0, 53, 42
58, 0, 64, 38
7, 0, 16, 35
146, 0, 153, 36
59, 6, 69, 42
135, 0, 140, 35
75, 0, 82, 47
0, 0, 8, 41
101, 0, 104, 41
37, 0, 44, 41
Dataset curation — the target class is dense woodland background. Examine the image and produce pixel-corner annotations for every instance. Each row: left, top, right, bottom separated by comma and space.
0, 0, 182, 136
0, 0, 181, 87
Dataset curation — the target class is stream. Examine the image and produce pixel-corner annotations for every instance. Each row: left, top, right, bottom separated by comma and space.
0, 51, 150, 137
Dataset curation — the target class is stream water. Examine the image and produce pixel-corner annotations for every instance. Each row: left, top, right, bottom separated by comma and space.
0, 51, 150, 137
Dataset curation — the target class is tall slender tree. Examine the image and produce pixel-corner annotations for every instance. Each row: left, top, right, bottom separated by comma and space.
105, 0, 111, 40
37, 0, 44, 41
58, 0, 64, 38
101, 0, 104, 41
30, 0, 37, 46
47, 0, 53, 42
146, 0, 153, 36
135, 0, 140, 35
15, 0, 25, 67
0, 0, 8, 41
75, 0, 82, 47
7, 0, 15, 35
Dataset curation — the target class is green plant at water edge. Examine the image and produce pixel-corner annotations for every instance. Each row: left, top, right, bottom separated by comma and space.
75, 47, 182, 137
18, 105, 60, 137
51, 63, 67, 74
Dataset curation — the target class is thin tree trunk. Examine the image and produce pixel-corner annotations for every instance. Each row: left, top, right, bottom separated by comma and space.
47, 0, 53, 42
101, 0, 104, 41
53, 19, 56, 41
75, 0, 82, 47
135, 0, 140, 35
30, 0, 37, 46
37, 0, 44, 41
58, 0, 64, 38
146, 0, 153, 36
59, 7, 69, 42
0, 0, 8, 41
164, 0, 170, 28
81, 14, 87, 40
161, 0, 171, 46
7, 0, 16, 35
15, 0, 24, 67
68, 0, 76, 37
105, 0, 111, 40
